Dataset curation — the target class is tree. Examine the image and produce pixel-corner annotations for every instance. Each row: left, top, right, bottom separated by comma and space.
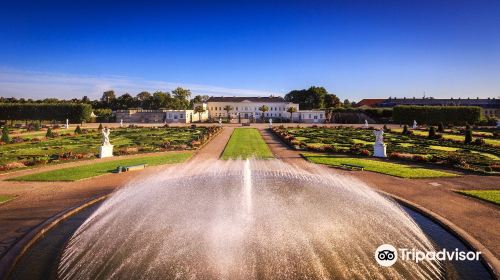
287, 107, 297, 123
171, 87, 191, 109
74, 125, 82, 134
464, 128, 473, 144
115, 93, 138, 109
324, 94, 341, 108
343, 99, 352, 108
223, 105, 233, 122
194, 105, 206, 123
284, 86, 330, 110
46, 127, 54, 138
258, 105, 269, 122
149, 91, 171, 109
428, 126, 436, 138
437, 122, 445, 132
402, 125, 409, 135
1, 126, 10, 143
81, 96, 91, 103
136, 91, 152, 105
190, 95, 210, 108
101, 90, 116, 103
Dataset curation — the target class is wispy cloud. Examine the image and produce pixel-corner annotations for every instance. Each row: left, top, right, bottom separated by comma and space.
0, 68, 277, 100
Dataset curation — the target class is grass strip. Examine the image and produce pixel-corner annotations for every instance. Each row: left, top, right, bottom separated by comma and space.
302, 153, 458, 178
221, 128, 273, 160
9, 152, 192, 181
456, 190, 500, 206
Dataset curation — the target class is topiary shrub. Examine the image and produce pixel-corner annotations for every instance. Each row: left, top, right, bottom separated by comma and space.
402, 125, 409, 135
428, 126, 436, 138
98, 123, 103, 131
74, 125, 82, 134
473, 138, 485, 145
1, 126, 10, 143
464, 129, 472, 144
46, 127, 54, 138
437, 122, 444, 132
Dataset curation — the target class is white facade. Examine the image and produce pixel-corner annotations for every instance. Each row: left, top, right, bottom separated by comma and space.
115, 109, 208, 123
297, 110, 326, 123
206, 97, 300, 121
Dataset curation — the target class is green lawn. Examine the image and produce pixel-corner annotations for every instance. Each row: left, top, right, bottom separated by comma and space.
456, 190, 500, 206
221, 128, 273, 160
9, 152, 192, 181
0, 126, 217, 169
0, 195, 15, 204
302, 153, 458, 178
429, 145, 459, 152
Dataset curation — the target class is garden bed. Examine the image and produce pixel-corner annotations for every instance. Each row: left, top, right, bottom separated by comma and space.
272, 126, 500, 174
0, 126, 222, 172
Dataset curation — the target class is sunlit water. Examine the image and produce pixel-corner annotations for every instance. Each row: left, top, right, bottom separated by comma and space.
58, 159, 443, 279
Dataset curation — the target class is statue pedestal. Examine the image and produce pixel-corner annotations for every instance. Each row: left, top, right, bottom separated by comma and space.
373, 143, 387, 158
99, 145, 114, 158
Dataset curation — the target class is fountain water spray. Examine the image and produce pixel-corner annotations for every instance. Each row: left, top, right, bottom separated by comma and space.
58, 159, 443, 279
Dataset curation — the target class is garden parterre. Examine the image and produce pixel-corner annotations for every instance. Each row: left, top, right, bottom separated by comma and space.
0, 126, 221, 172
272, 126, 500, 173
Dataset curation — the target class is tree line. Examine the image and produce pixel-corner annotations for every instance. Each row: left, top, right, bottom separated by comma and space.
1, 86, 354, 111
0, 87, 208, 111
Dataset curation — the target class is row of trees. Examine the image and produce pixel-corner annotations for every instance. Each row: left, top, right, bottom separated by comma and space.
1, 86, 353, 112
0, 87, 207, 111
94, 88, 205, 110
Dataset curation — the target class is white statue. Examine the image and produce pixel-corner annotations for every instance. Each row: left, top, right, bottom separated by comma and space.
373, 129, 384, 144
65, 119, 69, 129
269, 118, 273, 128
497, 120, 500, 128
101, 127, 111, 146
373, 129, 387, 157
412, 120, 417, 129
219, 118, 222, 126
364, 120, 369, 128
120, 119, 123, 127
99, 127, 113, 158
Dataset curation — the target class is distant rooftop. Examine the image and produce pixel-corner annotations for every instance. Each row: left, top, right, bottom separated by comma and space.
379, 97, 499, 108
206, 96, 286, 103
355, 99, 385, 107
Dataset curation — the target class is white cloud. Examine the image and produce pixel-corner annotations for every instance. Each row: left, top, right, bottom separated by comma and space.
0, 68, 277, 100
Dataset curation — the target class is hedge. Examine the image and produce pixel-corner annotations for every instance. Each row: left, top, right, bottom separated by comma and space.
393, 106, 482, 125
0, 103, 92, 123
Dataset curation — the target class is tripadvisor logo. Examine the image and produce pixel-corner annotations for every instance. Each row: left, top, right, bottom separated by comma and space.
375, 244, 398, 267
375, 244, 482, 267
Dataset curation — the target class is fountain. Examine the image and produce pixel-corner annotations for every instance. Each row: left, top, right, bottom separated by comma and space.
56, 159, 445, 279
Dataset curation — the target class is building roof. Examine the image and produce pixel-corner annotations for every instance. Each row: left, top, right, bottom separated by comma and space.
378, 98, 499, 108
206, 96, 286, 103
354, 99, 385, 107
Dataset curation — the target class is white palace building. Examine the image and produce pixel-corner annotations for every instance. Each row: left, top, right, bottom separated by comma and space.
115, 96, 326, 123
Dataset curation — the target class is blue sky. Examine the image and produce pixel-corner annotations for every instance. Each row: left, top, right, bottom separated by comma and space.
1, 0, 499, 101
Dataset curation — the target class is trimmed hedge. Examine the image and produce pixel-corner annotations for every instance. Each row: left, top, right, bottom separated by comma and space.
0, 103, 92, 123
393, 106, 482, 125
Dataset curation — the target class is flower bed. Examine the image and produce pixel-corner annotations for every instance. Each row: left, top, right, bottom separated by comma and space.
0, 126, 222, 172
272, 126, 500, 173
